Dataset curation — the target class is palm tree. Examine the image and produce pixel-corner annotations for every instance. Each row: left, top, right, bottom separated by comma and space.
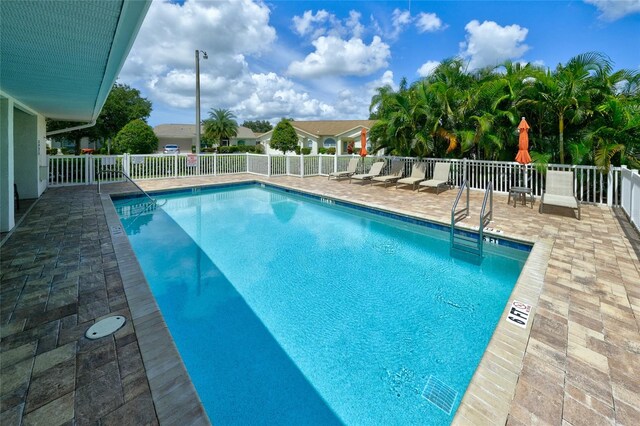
536, 52, 612, 164
203, 108, 238, 146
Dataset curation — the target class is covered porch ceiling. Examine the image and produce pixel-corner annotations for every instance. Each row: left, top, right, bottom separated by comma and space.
0, 0, 150, 121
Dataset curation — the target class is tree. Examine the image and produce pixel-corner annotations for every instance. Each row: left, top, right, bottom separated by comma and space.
203, 108, 238, 146
48, 82, 152, 154
269, 119, 298, 154
111, 119, 158, 154
242, 120, 273, 133
536, 52, 611, 163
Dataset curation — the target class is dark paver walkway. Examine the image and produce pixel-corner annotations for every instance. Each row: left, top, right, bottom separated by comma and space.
1, 187, 158, 425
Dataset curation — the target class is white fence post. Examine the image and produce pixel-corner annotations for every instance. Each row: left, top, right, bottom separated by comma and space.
267, 153, 271, 177
87, 154, 94, 185
213, 153, 217, 176
300, 154, 304, 177
123, 153, 130, 176
318, 154, 323, 175
334, 154, 338, 174
607, 168, 614, 206
174, 154, 178, 178
463, 158, 468, 183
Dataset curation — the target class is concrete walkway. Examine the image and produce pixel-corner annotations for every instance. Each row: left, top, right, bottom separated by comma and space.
1, 175, 639, 425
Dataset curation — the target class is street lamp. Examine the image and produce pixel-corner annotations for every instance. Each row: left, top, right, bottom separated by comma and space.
195, 49, 208, 154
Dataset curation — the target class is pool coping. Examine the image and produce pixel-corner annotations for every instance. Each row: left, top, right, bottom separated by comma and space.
103, 178, 545, 424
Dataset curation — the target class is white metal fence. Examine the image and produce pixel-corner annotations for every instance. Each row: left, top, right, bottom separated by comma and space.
620, 166, 640, 229
48, 153, 635, 207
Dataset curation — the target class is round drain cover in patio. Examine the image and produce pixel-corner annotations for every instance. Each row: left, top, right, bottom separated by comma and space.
85, 316, 126, 340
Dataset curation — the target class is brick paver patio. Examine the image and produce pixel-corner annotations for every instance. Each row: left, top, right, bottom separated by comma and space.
1, 175, 638, 425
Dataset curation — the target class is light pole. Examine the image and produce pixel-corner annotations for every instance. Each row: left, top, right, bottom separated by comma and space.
195, 49, 208, 154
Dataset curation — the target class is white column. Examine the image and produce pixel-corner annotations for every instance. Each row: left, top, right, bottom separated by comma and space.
0, 98, 15, 231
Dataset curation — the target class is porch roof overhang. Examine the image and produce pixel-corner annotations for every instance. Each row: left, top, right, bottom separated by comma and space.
0, 0, 151, 121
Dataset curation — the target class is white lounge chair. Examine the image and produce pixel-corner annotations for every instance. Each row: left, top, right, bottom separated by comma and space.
372, 161, 405, 187
350, 161, 385, 184
328, 158, 359, 180
539, 170, 581, 220
419, 162, 451, 194
396, 162, 427, 190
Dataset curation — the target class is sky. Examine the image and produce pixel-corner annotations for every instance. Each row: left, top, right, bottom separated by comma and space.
118, 0, 640, 127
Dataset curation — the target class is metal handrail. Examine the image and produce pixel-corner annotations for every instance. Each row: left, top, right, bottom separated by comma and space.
97, 169, 157, 205
478, 181, 494, 257
450, 180, 470, 247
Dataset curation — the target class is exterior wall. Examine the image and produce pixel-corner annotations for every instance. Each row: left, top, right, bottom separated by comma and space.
1, 98, 15, 231
14, 108, 39, 199
37, 115, 47, 195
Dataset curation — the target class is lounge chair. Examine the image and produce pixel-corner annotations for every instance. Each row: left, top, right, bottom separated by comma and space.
396, 162, 427, 190
539, 170, 580, 220
372, 161, 405, 187
350, 161, 385, 184
328, 158, 359, 180
419, 162, 452, 194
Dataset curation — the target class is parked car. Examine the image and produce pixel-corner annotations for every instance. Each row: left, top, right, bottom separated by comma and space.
163, 144, 180, 154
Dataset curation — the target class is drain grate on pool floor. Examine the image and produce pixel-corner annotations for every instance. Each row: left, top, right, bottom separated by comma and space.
421, 375, 458, 415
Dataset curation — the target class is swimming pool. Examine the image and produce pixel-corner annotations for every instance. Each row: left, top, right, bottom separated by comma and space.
113, 183, 529, 425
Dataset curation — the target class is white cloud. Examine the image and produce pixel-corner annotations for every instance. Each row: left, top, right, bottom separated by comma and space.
416, 13, 444, 33
460, 20, 529, 70
346, 11, 365, 39
417, 61, 440, 77
292, 10, 337, 39
390, 9, 412, 39
235, 73, 336, 121
287, 35, 390, 78
584, 0, 640, 20
119, 0, 355, 123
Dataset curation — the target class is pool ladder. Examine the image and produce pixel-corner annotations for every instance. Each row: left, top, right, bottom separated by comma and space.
450, 180, 493, 260
97, 169, 162, 206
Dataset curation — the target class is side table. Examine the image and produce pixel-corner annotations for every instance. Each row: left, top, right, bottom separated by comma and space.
508, 186, 534, 208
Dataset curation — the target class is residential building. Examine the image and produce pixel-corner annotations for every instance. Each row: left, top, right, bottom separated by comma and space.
154, 124, 258, 152
0, 1, 151, 232
256, 120, 376, 154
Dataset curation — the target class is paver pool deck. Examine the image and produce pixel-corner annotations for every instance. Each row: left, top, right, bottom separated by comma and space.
1, 174, 639, 425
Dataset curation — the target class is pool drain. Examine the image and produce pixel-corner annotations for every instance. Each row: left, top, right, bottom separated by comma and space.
85, 316, 126, 340
422, 375, 458, 415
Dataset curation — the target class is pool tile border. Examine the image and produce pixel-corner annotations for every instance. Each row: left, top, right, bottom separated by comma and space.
121, 180, 533, 253
100, 194, 211, 426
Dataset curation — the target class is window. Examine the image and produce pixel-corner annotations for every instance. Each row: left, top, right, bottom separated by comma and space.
323, 138, 336, 147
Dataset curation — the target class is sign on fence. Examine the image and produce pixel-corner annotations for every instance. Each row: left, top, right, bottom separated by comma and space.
187, 154, 197, 167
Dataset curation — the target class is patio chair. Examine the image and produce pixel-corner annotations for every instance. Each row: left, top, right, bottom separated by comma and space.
350, 161, 385, 184
371, 161, 405, 187
539, 170, 580, 220
328, 158, 359, 180
418, 162, 451, 194
396, 162, 427, 190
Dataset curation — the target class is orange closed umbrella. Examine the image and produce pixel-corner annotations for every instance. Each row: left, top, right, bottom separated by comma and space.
515, 117, 531, 164
360, 128, 368, 157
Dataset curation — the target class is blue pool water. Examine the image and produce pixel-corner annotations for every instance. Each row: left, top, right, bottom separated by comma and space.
114, 184, 528, 425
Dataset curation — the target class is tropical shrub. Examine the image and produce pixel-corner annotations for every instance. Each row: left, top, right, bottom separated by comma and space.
270, 119, 298, 154
112, 119, 158, 154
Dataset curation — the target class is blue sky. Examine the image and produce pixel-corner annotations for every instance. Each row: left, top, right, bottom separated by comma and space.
119, 0, 640, 127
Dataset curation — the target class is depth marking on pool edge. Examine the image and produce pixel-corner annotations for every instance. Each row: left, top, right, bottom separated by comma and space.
506, 300, 532, 328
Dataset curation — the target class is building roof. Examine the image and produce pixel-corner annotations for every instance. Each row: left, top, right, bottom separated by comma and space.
0, 0, 150, 121
290, 120, 377, 136
154, 124, 256, 139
